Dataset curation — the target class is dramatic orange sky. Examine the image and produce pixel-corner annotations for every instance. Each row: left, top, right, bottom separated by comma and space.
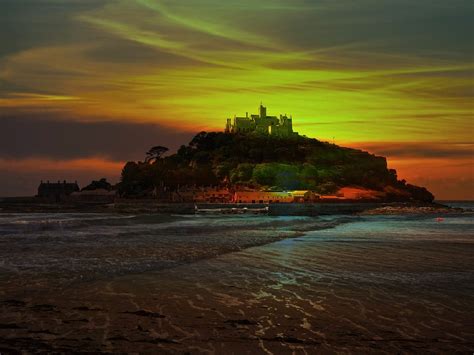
0, 0, 473, 199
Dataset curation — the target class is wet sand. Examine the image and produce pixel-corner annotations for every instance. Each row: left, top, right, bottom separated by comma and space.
1, 213, 473, 353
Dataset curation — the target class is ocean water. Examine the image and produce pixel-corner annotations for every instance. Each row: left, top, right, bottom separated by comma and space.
0, 203, 473, 352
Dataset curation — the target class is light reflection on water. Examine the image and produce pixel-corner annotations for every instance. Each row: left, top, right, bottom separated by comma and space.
0, 205, 473, 352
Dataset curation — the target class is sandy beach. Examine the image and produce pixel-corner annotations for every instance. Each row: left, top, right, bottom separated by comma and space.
1, 205, 473, 352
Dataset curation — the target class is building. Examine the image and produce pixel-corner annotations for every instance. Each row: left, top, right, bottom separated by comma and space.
37, 180, 80, 201
194, 188, 233, 203
233, 191, 294, 203
233, 190, 321, 203
225, 104, 298, 137
291, 190, 320, 203
172, 187, 233, 203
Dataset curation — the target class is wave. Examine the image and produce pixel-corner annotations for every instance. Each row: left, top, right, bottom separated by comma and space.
0, 213, 355, 236
0, 213, 359, 284
0, 213, 138, 234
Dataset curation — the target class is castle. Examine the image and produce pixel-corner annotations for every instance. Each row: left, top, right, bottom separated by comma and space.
225, 104, 297, 137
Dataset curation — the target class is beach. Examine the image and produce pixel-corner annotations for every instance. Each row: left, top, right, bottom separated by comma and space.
0, 202, 473, 352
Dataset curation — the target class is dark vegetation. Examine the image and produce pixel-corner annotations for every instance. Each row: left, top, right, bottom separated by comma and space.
81, 178, 113, 191
118, 132, 434, 202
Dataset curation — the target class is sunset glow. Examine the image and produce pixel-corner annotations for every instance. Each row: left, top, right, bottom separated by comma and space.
1, 0, 473, 198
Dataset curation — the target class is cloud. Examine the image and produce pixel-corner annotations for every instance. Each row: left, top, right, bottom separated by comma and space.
84, 38, 200, 66
0, 0, 109, 57
387, 157, 474, 200
410, 176, 474, 201
345, 141, 474, 200
0, 113, 194, 161
1, 0, 472, 142
0, 0, 473, 199
0, 157, 122, 197
351, 141, 474, 159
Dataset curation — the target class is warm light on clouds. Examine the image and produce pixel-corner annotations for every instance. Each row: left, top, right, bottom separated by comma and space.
350, 142, 474, 200
389, 158, 474, 201
0, 0, 473, 198
0, 157, 122, 173
0, 158, 122, 198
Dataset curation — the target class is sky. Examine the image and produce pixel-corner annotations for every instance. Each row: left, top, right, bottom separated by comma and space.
0, 0, 473, 199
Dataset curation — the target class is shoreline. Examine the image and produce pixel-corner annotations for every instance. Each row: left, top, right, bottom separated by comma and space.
0, 198, 469, 215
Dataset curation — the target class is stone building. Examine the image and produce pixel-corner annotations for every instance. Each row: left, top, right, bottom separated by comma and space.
172, 187, 233, 203
233, 190, 320, 203
225, 104, 298, 137
233, 191, 294, 203
37, 180, 80, 201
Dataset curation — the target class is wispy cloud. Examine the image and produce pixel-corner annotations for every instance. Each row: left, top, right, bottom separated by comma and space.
351, 141, 474, 159
0, 0, 473, 198
0, 112, 194, 160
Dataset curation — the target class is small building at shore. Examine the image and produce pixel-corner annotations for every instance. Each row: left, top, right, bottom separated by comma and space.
170, 187, 324, 204
163, 186, 382, 204
291, 190, 320, 203
172, 187, 233, 203
37, 180, 80, 202
233, 191, 294, 203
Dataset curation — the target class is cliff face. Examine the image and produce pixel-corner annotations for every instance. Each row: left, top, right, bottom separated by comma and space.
119, 131, 434, 203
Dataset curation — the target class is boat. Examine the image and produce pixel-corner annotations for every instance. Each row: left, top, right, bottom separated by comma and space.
194, 204, 269, 215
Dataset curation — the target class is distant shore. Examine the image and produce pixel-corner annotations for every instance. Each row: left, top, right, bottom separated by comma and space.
359, 204, 467, 215
0, 197, 469, 216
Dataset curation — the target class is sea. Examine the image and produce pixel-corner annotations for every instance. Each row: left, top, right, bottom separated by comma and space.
0, 201, 473, 352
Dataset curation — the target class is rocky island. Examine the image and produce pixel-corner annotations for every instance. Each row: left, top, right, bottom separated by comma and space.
118, 105, 434, 204
1, 105, 452, 215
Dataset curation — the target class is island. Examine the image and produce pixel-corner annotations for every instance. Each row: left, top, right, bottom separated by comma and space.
2, 104, 460, 215
118, 105, 434, 203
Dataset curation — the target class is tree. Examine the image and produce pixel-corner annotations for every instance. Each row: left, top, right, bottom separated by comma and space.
119, 161, 156, 197
117, 131, 435, 202
299, 163, 319, 189
81, 178, 112, 191
274, 164, 300, 190
230, 163, 255, 184
213, 162, 233, 181
252, 163, 300, 189
252, 163, 276, 186
145, 146, 169, 163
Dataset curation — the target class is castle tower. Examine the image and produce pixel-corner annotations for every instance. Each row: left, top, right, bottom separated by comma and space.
225, 118, 232, 133
259, 104, 266, 118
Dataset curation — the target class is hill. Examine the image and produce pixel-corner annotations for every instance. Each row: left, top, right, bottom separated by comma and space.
118, 131, 434, 202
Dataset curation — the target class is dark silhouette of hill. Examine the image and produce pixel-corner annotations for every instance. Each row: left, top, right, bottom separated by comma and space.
118, 131, 434, 202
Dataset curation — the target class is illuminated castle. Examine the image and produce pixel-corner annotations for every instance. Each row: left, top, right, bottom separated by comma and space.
225, 104, 297, 137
